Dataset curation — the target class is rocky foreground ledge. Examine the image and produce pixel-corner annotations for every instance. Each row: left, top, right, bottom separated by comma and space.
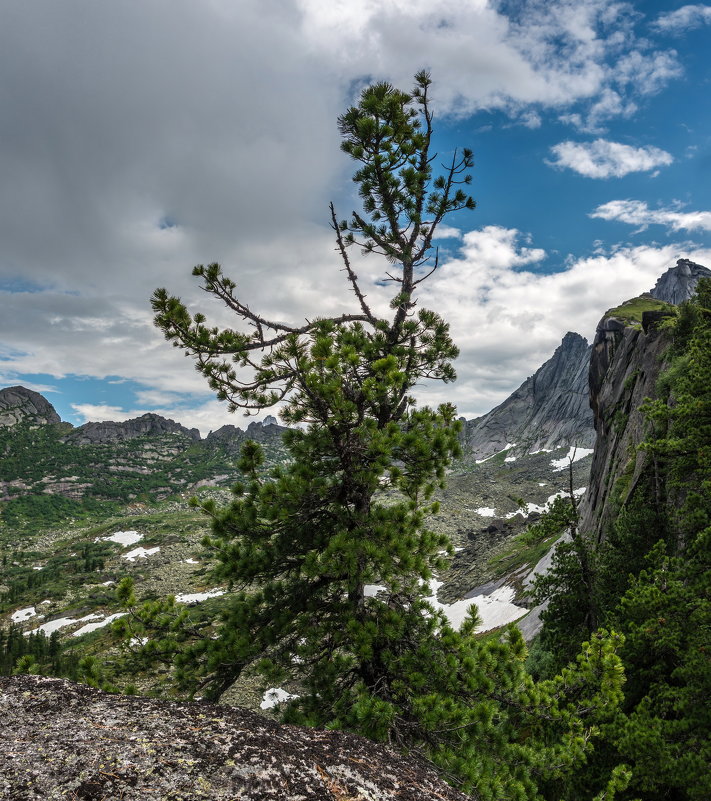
1, 675, 467, 800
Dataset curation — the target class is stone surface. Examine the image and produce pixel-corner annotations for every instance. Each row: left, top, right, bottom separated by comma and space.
462, 332, 594, 459
649, 258, 711, 305
0, 675, 468, 801
0, 385, 61, 427
580, 305, 671, 543
580, 257, 709, 542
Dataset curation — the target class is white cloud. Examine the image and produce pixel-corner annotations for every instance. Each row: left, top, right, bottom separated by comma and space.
71, 404, 138, 423
0, 1, 699, 432
49, 232, 711, 429
651, 5, 711, 35
614, 50, 683, 95
547, 139, 674, 178
591, 200, 711, 232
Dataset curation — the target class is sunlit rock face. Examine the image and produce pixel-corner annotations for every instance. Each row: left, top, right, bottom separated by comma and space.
461, 331, 594, 460
0, 675, 469, 801
649, 258, 710, 305
0, 385, 61, 427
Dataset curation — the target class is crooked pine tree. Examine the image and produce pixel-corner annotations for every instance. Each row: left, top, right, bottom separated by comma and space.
149, 71, 471, 711
129, 73, 627, 800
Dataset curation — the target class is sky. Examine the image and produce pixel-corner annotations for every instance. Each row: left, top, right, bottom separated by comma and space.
1, 0, 710, 435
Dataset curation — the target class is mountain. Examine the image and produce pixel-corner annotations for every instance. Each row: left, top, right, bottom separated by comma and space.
0, 385, 61, 428
461, 331, 594, 460
0, 402, 289, 525
65, 413, 201, 445
460, 258, 711, 462
580, 257, 710, 541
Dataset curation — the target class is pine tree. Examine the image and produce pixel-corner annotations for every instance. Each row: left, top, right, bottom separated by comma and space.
150, 71, 471, 706
131, 73, 629, 798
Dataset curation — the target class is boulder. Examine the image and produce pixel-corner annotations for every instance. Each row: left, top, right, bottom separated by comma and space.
0, 675, 467, 801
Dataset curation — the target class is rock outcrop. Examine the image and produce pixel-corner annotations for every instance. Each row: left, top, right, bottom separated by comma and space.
579, 258, 709, 542
65, 412, 201, 445
205, 419, 288, 455
0, 675, 467, 801
462, 332, 594, 459
578, 315, 670, 543
0, 385, 61, 427
649, 258, 711, 304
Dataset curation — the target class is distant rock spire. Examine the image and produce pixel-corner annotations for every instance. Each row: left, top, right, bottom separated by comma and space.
461, 332, 594, 459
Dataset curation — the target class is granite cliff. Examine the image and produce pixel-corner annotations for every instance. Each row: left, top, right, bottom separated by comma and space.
579, 257, 710, 542
649, 257, 710, 304
461, 331, 594, 460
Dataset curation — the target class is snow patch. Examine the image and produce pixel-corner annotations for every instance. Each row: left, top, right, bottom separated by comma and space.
426, 580, 527, 633
26, 613, 103, 637
506, 487, 586, 518
72, 613, 127, 637
475, 443, 516, 464
551, 447, 594, 471
474, 507, 497, 517
175, 588, 225, 604
184, 558, 199, 564
260, 687, 300, 710
122, 546, 160, 561
504, 456, 517, 462
364, 584, 387, 597
97, 530, 143, 547
11, 606, 41, 623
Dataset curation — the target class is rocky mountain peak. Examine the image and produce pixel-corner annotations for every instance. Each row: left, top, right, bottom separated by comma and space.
461, 331, 594, 459
0, 385, 62, 428
65, 412, 200, 445
649, 258, 710, 305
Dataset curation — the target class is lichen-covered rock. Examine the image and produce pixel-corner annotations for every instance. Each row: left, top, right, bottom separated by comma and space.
0, 675, 468, 801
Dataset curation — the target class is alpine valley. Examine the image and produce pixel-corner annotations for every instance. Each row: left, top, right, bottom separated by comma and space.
1, 258, 710, 800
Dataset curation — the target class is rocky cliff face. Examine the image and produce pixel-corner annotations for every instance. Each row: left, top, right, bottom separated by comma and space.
0, 385, 61, 427
578, 258, 709, 542
649, 258, 711, 304
0, 675, 467, 801
579, 316, 670, 543
205, 419, 288, 454
462, 332, 594, 459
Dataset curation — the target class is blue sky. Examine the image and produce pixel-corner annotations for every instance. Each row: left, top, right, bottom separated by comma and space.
1, 1, 710, 434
